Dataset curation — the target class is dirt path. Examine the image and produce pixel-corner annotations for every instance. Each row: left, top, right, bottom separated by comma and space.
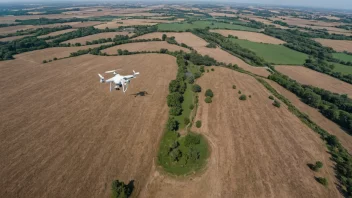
143, 67, 341, 198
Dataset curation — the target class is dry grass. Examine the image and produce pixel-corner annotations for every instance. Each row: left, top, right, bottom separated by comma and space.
37, 29, 77, 38
70, 21, 104, 28
0, 35, 33, 42
143, 66, 341, 197
314, 39, 352, 53
210, 29, 286, 44
266, 79, 352, 154
61, 32, 132, 45
101, 41, 190, 54
0, 53, 177, 198
276, 65, 352, 96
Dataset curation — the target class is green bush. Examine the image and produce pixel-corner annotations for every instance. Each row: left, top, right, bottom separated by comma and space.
211, 68, 214, 71
232, 85, 236, 89
249, 95, 251, 98
42, 60, 47, 63
269, 95, 274, 100
205, 96, 212, 103
167, 117, 179, 131
111, 180, 133, 198
192, 84, 202, 92
189, 104, 194, 110
167, 92, 184, 107
184, 133, 201, 147
238, 90, 241, 94
196, 120, 202, 128
200, 66, 205, 73
194, 72, 201, 79
184, 117, 190, 125
273, 100, 281, 108
162, 34, 167, 41
205, 89, 214, 98
309, 161, 323, 171
169, 106, 183, 116
239, 95, 247, 100
188, 76, 194, 84
53, 57, 57, 60
315, 177, 328, 186
207, 69, 209, 72
160, 48, 168, 53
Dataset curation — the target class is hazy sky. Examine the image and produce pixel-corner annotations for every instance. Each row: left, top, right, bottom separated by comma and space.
1, 0, 351, 10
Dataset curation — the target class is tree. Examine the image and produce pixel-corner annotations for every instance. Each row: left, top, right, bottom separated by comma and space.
188, 76, 194, 84
239, 95, 247, 100
194, 72, 201, 79
111, 180, 133, 198
117, 49, 123, 55
167, 117, 179, 131
160, 48, 168, 53
53, 57, 57, 60
184, 117, 190, 125
269, 95, 274, 100
200, 66, 205, 73
273, 100, 281, 108
211, 68, 214, 71
205, 96, 212, 103
169, 80, 180, 93
162, 34, 167, 41
232, 85, 236, 89
196, 120, 202, 128
192, 84, 202, 92
169, 106, 182, 116
315, 161, 323, 170
326, 135, 339, 147
205, 89, 214, 98
189, 104, 194, 110
169, 148, 182, 161
238, 90, 241, 94
303, 89, 321, 107
42, 60, 47, 63
315, 177, 328, 186
167, 92, 183, 107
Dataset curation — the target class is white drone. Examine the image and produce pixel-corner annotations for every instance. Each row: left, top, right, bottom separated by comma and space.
98, 69, 140, 93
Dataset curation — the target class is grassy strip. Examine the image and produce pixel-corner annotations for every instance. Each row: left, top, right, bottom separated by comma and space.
256, 77, 352, 196
174, 82, 194, 129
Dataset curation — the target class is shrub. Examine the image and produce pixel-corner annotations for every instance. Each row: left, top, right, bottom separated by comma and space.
169, 106, 182, 116
249, 95, 251, 98
232, 85, 236, 89
117, 49, 123, 55
42, 60, 47, 63
188, 76, 194, 84
184, 133, 201, 147
273, 100, 281, 108
48, 59, 52, 62
167, 92, 183, 107
309, 161, 323, 171
111, 180, 133, 198
238, 90, 241, 94
196, 120, 202, 128
269, 95, 274, 100
162, 34, 167, 41
184, 117, 190, 125
160, 48, 168, 53
194, 72, 201, 79
315, 177, 328, 186
205, 89, 214, 98
189, 104, 194, 110
205, 96, 212, 103
169, 148, 182, 161
53, 57, 57, 60
211, 68, 214, 71
239, 95, 247, 100
207, 69, 209, 72
200, 66, 205, 73
192, 84, 202, 92
167, 117, 179, 131
206, 43, 216, 48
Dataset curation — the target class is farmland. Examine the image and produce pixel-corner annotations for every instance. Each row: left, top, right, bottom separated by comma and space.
330, 62, 352, 75
333, 53, 352, 63
61, 32, 132, 45
157, 20, 259, 32
229, 38, 308, 65
314, 39, 352, 53
210, 29, 286, 44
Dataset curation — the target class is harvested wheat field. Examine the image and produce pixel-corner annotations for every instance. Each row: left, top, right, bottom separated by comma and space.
265, 79, 352, 154
0, 25, 34, 35
101, 41, 190, 54
210, 29, 285, 44
0, 53, 177, 198
0, 35, 32, 42
37, 29, 77, 38
314, 39, 352, 53
208, 12, 237, 17
70, 21, 104, 28
143, 66, 340, 197
61, 32, 132, 45
14, 43, 112, 64
94, 19, 164, 29
276, 66, 352, 96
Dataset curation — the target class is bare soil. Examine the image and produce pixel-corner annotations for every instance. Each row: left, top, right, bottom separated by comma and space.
0, 53, 177, 198
276, 65, 352, 96
265, 79, 352, 154
61, 32, 132, 45
101, 41, 190, 54
143, 66, 341, 198
314, 39, 352, 53
210, 29, 286, 44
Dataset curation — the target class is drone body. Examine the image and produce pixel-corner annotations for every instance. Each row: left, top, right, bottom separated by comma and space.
98, 70, 140, 92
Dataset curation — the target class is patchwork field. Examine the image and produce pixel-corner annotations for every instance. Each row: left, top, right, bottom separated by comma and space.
332, 53, 352, 63
265, 79, 352, 154
276, 66, 352, 96
157, 20, 259, 32
143, 67, 340, 197
101, 41, 190, 54
210, 29, 286, 44
61, 32, 132, 45
0, 53, 177, 198
314, 39, 352, 53
70, 21, 104, 28
37, 29, 77, 38
229, 38, 308, 65
0, 35, 32, 42
330, 62, 352, 75
14, 43, 113, 64
94, 19, 170, 29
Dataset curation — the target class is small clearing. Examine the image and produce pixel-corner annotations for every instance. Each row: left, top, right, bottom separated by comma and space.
315, 39, 352, 53
101, 41, 190, 54
276, 66, 352, 96
210, 29, 285, 44
61, 32, 132, 45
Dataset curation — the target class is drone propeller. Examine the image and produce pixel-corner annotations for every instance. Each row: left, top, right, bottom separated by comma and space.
109, 81, 112, 92
105, 69, 122, 74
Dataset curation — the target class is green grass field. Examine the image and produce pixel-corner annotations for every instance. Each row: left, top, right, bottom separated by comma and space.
330, 62, 352, 75
333, 53, 352, 63
174, 83, 194, 129
157, 20, 258, 32
229, 38, 308, 65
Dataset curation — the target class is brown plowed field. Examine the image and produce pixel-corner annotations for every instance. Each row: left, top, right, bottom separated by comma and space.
314, 39, 352, 53
133, 32, 270, 77
13, 43, 113, 64
276, 66, 352, 96
61, 32, 132, 45
37, 29, 77, 38
0, 53, 177, 198
101, 41, 190, 54
143, 66, 341, 197
210, 29, 285, 44
265, 79, 352, 154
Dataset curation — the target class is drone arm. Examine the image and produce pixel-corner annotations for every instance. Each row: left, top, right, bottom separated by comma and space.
98, 74, 105, 83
